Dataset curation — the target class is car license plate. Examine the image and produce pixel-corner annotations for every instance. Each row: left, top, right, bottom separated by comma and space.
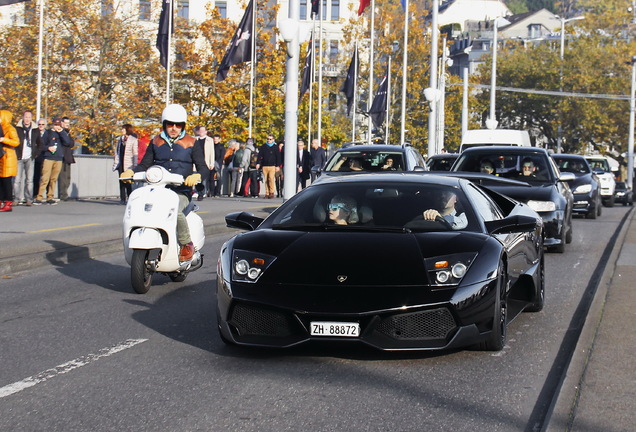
310, 321, 360, 337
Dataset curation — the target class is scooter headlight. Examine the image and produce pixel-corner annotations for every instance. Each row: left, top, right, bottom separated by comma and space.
145, 166, 164, 184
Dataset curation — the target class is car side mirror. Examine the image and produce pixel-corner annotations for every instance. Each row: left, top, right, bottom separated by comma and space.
559, 172, 576, 182
485, 215, 540, 235
225, 211, 264, 231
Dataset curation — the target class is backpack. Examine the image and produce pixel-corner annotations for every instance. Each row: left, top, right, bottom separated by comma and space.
233, 148, 244, 167
249, 149, 259, 169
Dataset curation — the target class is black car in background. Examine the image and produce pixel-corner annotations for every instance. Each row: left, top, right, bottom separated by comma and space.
426, 153, 459, 171
315, 144, 427, 180
551, 154, 601, 219
614, 182, 633, 206
452, 146, 575, 253
218, 174, 544, 352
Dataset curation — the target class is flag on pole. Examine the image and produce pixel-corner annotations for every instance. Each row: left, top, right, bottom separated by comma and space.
216, 0, 254, 82
0, 0, 29, 5
358, 0, 370, 15
156, 0, 172, 69
340, 47, 358, 115
310, 0, 320, 18
300, 37, 313, 100
368, 70, 388, 128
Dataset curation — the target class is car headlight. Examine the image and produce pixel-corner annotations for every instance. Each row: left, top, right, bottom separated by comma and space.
573, 184, 592, 194
527, 200, 557, 212
232, 249, 276, 283
425, 253, 476, 286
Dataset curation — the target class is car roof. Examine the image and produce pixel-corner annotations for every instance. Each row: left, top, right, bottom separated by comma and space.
428, 153, 459, 159
459, 145, 548, 155
551, 153, 586, 160
312, 172, 465, 187
335, 144, 412, 152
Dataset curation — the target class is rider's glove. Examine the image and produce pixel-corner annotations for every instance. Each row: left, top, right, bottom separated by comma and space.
184, 173, 201, 187
119, 169, 135, 184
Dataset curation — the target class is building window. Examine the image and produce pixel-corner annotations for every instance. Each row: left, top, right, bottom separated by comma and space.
329, 40, 338, 63
139, 0, 151, 21
101, 0, 113, 16
528, 24, 541, 38
300, 0, 308, 20
177, 0, 189, 19
216, 1, 227, 19
331, 0, 339, 21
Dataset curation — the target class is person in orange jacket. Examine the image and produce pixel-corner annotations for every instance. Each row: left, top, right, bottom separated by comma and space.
0, 110, 20, 212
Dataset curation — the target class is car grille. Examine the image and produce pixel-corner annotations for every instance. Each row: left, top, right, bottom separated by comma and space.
376, 308, 456, 340
229, 303, 296, 337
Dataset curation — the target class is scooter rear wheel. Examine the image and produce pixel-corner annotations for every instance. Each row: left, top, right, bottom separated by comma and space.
131, 249, 153, 294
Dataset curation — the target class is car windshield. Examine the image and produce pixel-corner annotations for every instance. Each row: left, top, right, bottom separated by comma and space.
586, 158, 611, 172
324, 150, 405, 172
453, 151, 555, 183
428, 156, 458, 171
261, 182, 478, 232
553, 157, 590, 174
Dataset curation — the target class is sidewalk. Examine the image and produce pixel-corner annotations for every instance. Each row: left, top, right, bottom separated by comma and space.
0, 195, 281, 276
547, 207, 636, 432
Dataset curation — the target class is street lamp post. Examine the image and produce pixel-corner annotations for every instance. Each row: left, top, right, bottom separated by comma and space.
486, 17, 510, 130
557, 15, 585, 153
628, 56, 636, 190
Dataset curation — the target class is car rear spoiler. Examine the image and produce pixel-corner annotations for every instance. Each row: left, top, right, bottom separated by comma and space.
416, 171, 532, 187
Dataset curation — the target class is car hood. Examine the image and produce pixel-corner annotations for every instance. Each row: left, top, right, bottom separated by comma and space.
233, 230, 488, 287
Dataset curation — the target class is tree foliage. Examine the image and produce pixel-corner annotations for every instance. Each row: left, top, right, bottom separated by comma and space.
474, 2, 636, 154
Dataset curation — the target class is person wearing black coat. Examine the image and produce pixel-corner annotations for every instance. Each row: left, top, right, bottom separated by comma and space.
296, 139, 312, 191
255, 135, 281, 199
14, 111, 41, 206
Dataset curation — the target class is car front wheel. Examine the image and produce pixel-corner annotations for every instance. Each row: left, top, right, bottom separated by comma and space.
477, 264, 507, 351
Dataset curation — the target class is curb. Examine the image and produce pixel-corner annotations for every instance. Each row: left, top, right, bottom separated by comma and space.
0, 223, 235, 277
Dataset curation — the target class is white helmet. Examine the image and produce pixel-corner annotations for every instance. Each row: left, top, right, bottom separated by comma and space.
161, 104, 187, 124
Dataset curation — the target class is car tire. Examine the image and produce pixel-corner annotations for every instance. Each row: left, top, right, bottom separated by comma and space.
603, 195, 615, 207
549, 227, 566, 253
587, 196, 599, 219
477, 264, 507, 351
597, 200, 603, 216
566, 223, 573, 244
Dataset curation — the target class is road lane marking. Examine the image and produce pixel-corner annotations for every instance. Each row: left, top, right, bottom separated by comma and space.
0, 338, 148, 398
29, 223, 102, 233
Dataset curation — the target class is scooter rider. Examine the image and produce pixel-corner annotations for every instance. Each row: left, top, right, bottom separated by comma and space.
120, 104, 209, 262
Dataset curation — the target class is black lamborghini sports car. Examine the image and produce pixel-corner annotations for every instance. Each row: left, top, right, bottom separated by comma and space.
216, 173, 545, 352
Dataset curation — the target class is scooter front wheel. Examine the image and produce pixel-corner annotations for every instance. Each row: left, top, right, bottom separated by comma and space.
131, 249, 153, 294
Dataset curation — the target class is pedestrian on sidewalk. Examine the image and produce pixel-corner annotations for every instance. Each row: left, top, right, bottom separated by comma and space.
13, 110, 40, 207
34, 117, 72, 205
113, 123, 138, 204
0, 110, 20, 212
57, 116, 76, 201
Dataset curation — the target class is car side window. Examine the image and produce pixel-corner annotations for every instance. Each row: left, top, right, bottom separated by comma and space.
464, 184, 505, 222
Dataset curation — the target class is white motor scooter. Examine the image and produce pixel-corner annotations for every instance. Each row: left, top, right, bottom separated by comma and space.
122, 165, 205, 294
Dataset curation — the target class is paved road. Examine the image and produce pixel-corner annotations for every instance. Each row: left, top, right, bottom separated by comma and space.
0, 200, 632, 431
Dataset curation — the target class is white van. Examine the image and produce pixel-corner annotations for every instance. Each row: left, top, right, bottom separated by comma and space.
460, 129, 531, 153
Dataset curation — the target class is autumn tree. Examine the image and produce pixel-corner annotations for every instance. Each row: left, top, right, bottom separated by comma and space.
0, 0, 165, 154
474, 0, 636, 154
